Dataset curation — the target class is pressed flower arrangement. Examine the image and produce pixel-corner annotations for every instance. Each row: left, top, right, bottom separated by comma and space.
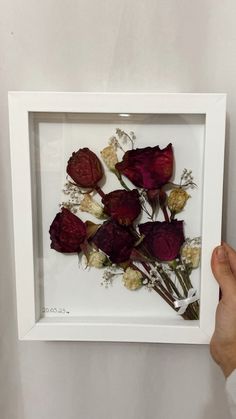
49, 129, 200, 321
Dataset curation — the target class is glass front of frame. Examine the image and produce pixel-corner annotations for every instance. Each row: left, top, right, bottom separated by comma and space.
29, 112, 205, 325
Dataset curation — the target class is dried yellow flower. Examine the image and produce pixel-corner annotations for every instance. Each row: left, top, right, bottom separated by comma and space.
123, 267, 143, 290
79, 194, 104, 218
88, 251, 107, 268
181, 246, 200, 268
100, 145, 118, 171
167, 188, 190, 213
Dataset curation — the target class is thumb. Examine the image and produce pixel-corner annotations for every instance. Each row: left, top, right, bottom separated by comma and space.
211, 245, 236, 296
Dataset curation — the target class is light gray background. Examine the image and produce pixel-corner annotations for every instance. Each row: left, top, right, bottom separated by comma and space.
0, 1, 235, 418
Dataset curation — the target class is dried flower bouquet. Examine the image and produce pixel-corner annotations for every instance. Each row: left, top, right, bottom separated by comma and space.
49, 129, 200, 320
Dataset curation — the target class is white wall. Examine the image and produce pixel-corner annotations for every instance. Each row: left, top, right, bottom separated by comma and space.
0, 1, 235, 418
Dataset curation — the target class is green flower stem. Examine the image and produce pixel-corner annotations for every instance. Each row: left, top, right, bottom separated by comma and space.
153, 275, 198, 320
115, 173, 131, 191
174, 267, 199, 319
152, 285, 176, 311
183, 305, 199, 320
129, 239, 199, 320
161, 205, 169, 222
140, 262, 180, 311
178, 264, 192, 289
156, 267, 182, 298
131, 264, 174, 310
174, 264, 200, 319
153, 283, 198, 320
125, 132, 134, 149
158, 272, 173, 295
172, 267, 189, 297
95, 185, 106, 198
140, 203, 153, 219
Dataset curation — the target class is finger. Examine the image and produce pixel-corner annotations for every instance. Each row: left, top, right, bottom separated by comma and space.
211, 246, 236, 296
222, 242, 236, 277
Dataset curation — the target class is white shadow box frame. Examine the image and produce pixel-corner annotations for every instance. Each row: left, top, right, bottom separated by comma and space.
8, 92, 226, 343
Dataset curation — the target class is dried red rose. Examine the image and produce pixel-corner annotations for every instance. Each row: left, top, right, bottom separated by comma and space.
102, 189, 141, 225
116, 143, 173, 189
49, 208, 87, 253
92, 220, 136, 263
139, 220, 185, 261
67, 148, 103, 188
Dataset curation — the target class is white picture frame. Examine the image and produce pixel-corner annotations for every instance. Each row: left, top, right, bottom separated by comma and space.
8, 92, 226, 343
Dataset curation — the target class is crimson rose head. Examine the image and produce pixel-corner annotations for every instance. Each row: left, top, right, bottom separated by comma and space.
115, 143, 173, 190
49, 208, 87, 253
92, 219, 136, 263
102, 189, 141, 225
139, 220, 185, 261
67, 148, 103, 188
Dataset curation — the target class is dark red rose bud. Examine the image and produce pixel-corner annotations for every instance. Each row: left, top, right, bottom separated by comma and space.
139, 220, 184, 261
92, 220, 136, 263
49, 208, 86, 253
67, 148, 103, 188
116, 143, 173, 190
102, 189, 141, 225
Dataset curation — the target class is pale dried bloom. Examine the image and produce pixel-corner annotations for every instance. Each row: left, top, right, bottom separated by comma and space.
100, 145, 119, 171
167, 188, 190, 213
123, 267, 143, 290
181, 246, 200, 269
79, 194, 104, 218
88, 251, 107, 268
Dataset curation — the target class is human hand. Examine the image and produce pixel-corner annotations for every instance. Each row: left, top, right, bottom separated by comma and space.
210, 243, 236, 377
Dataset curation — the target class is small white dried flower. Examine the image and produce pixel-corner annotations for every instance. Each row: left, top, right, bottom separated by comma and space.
88, 251, 107, 268
100, 145, 119, 171
149, 267, 159, 279
79, 194, 104, 218
123, 267, 143, 290
167, 188, 190, 213
146, 282, 155, 291
181, 244, 201, 269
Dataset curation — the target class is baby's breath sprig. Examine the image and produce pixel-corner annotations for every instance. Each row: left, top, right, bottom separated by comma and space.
101, 265, 124, 288
139, 189, 153, 219
59, 201, 78, 214
108, 135, 125, 152
116, 128, 135, 149
60, 180, 84, 213
180, 169, 196, 189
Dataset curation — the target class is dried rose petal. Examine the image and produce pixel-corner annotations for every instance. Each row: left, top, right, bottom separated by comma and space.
116, 143, 173, 189
139, 220, 185, 261
67, 148, 103, 188
49, 208, 86, 253
102, 189, 141, 225
92, 220, 136, 263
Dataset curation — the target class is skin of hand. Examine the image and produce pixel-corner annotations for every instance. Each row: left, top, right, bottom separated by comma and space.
211, 243, 236, 378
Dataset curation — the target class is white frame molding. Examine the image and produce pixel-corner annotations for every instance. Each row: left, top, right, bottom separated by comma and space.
8, 92, 226, 343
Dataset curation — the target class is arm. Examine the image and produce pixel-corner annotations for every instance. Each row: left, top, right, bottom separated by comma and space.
211, 244, 236, 417
210, 243, 236, 378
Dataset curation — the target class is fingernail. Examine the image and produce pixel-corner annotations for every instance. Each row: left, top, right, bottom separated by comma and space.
217, 246, 228, 262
